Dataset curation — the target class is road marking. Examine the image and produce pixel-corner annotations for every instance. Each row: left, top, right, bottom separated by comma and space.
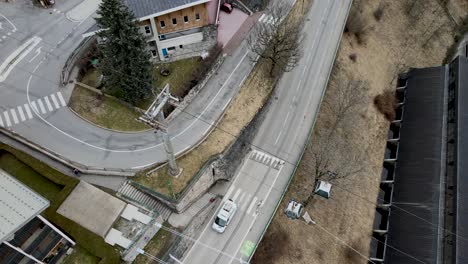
241, 194, 252, 211
30, 101, 38, 112
23, 104, 33, 119
0, 13, 17, 31
28, 47, 42, 63
239, 74, 248, 88
56, 92, 67, 107
17, 106, 26, 121
37, 99, 46, 114
10, 109, 18, 124
232, 189, 242, 202
0, 116, 3, 127
258, 14, 266, 22
246, 197, 258, 215
274, 111, 291, 145
3, 111, 11, 127
0, 36, 42, 82
50, 94, 60, 109
223, 185, 235, 202
44, 96, 53, 111
238, 192, 246, 206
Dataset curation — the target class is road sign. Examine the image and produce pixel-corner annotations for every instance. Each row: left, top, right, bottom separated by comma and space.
240, 240, 255, 257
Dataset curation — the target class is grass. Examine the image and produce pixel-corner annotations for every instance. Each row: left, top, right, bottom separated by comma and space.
60, 245, 100, 264
69, 86, 149, 132
133, 222, 174, 264
133, 61, 274, 197
0, 143, 120, 264
153, 57, 201, 99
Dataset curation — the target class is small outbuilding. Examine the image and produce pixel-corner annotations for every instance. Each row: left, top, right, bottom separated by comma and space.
314, 181, 332, 199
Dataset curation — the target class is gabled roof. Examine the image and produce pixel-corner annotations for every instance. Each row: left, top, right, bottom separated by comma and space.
0, 169, 49, 243
123, 0, 211, 20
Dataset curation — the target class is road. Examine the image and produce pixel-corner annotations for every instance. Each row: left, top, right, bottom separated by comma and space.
0, 0, 260, 174
182, 0, 352, 263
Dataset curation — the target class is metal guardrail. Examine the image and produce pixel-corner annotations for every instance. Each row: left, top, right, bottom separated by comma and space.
60, 36, 95, 86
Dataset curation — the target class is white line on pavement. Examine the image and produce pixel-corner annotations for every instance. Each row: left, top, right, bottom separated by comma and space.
10, 109, 18, 124
37, 99, 46, 114
232, 189, 242, 202
3, 111, 11, 127
246, 197, 258, 215
0, 116, 3, 127
44, 96, 53, 111
0, 36, 42, 82
241, 194, 252, 211
223, 185, 236, 202
258, 14, 266, 22
50, 94, 60, 109
56, 92, 67, 107
0, 13, 17, 31
17, 106, 26, 121
238, 192, 246, 206
23, 104, 33, 119
274, 111, 290, 145
30, 101, 38, 113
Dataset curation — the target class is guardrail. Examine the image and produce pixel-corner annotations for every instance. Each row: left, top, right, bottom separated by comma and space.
60, 36, 95, 86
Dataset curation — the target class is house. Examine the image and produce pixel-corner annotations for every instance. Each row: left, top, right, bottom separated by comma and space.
0, 169, 75, 264
84, 0, 219, 62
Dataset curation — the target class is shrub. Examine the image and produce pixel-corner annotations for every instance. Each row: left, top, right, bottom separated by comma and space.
349, 53, 357, 62
373, 7, 384, 21
374, 90, 397, 121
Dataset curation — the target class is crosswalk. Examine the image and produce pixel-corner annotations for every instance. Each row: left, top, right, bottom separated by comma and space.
0, 91, 67, 127
223, 184, 262, 217
249, 149, 285, 170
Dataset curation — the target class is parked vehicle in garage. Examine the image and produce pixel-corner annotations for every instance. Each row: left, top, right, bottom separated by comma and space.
212, 199, 237, 233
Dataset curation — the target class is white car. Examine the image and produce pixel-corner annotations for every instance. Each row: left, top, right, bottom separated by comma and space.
212, 199, 237, 233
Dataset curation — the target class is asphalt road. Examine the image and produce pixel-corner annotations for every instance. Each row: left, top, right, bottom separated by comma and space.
182, 0, 352, 263
0, 0, 258, 173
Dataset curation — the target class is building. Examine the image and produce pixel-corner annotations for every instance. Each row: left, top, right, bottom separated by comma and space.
370, 55, 468, 263
84, 0, 219, 62
0, 169, 75, 264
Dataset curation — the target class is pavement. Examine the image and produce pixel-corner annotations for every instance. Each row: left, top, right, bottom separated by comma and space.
0, 0, 261, 176
181, 0, 352, 263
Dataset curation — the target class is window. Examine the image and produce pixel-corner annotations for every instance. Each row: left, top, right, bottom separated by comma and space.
159, 35, 166, 40
150, 50, 157, 57
172, 18, 177, 25
160, 20, 165, 28
184, 15, 189, 23
168, 46, 176, 51
195, 13, 200, 21
144, 25, 151, 34
179, 45, 183, 49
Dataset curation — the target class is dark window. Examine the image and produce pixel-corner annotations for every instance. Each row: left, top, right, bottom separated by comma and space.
195, 13, 200, 21
150, 50, 157, 57
179, 45, 183, 49
168, 46, 176, 51
160, 20, 165, 28
144, 25, 151, 34
184, 16, 189, 23
172, 18, 177, 25
159, 35, 166, 40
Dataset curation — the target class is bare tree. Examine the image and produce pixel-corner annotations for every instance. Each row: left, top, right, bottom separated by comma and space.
248, 3, 302, 77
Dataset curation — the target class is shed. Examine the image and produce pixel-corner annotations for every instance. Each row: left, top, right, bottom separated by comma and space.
314, 181, 332, 199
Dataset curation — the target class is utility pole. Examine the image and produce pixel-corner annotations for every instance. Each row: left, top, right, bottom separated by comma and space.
139, 84, 181, 177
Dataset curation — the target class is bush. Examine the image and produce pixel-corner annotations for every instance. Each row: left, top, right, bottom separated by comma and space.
349, 53, 357, 62
250, 225, 290, 263
373, 7, 384, 21
374, 90, 397, 121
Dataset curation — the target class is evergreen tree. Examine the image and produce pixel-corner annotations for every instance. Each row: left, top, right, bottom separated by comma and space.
96, 0, 153, 105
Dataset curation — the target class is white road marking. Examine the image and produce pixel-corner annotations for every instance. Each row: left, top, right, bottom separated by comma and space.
23, 104, 33, 119
258, 14, 266, 22
232, 189, 242, 202
241, 194, 252, 211
56, 92, 67, 107
246, 197, 258, 215
10, 109, 18, 124
37, 99, 46, 114
28, 47, 42, 63
223, 185, 236, 202
239, 74, 248, 88
3, 111, 11, 127
30, 101, 38, 112
50, 94, 60, 109
238, 192, 246, 206
44, 96, 53, 111
0, 36, 42, 82
17, 106, 26, 121
0, 14, 17, 31
274, 111, 290, 145
0, 116, 3, 127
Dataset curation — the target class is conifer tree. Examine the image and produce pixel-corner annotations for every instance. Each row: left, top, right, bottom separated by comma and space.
96, 0, 153, 105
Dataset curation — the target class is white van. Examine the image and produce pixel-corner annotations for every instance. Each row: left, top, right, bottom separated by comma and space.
212, 199, 237, 233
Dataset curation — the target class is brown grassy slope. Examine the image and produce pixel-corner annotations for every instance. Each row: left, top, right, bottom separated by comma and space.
252, 0, 463, 263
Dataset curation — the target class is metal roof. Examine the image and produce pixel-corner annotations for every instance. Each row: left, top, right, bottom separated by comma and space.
123, 0, 210, 20
385, 66, 447, 264
455, 55, 468, 264
0, 169, 49, 243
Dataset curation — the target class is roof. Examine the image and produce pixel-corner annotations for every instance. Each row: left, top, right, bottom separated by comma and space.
385, 66, 447, 263
455, 55, 468, 264
0, 169, 49, 243
123, 0, 211, 20
57, 181, 126, 238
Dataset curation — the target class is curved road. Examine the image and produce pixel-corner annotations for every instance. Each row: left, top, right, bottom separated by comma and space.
0, 0, 255, 172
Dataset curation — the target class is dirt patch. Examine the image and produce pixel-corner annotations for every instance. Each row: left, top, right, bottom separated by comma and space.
133, 62, 274, 197
252, 0, 464, 263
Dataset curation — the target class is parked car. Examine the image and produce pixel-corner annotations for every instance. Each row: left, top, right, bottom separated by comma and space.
212, 199, 237, 233
37, 0, 55, 8
220, 3, 233, 14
